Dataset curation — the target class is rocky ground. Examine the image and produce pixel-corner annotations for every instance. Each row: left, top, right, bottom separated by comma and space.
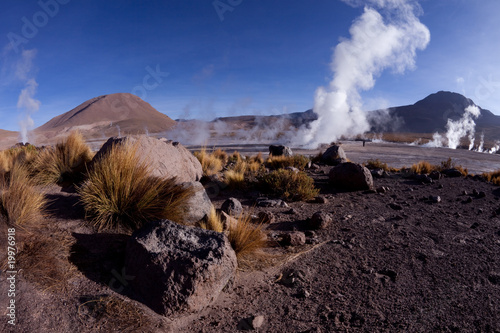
1, 148, 500, 332
183, 166, 500, 332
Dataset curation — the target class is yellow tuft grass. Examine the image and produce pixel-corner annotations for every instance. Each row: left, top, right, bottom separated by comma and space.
78, 142, 194, 233
33, 131, 93, 185
482, 170, 500, 185
364, 159, 400, 172
194, 147, 226, 177
265, 155, 310, 170
410, 161, 435, 174
410, 158, 468, 176
0, 164, 47, 226
259, 169, 319, 201
0, 144, 39, 174
198, 206, 224, 233
228, 213, 267, 262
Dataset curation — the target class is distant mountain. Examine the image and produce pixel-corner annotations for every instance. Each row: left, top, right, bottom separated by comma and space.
212, 109, 318, 129
35, 93, 176, 139
372, 91, 500, 137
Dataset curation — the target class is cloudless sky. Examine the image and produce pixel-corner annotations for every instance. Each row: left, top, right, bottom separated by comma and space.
1, 0, 499, 131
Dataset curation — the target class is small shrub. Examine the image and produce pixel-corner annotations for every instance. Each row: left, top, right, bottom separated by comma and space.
228, 214, 267, 262
198, 206, 224, 233
78, 142, 194, 232
0, 164, 47, 225
33, 131, 93, 185
265, 155, 310, 170
259, 169, 319, 201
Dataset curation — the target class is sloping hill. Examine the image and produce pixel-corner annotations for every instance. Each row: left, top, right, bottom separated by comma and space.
378, 91, 500, 137
36, 93, 176, 138
0, 129, 19, 150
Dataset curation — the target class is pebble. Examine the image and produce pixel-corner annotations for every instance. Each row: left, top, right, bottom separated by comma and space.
282, 232, 306, 246
429, 195, 441, 203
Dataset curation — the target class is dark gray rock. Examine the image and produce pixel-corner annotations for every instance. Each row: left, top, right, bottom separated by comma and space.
415, 174, 433, 184
442, 168, 463, 178
125, 220, 237, 317
308, 211, 333, 230
329, 162, 374, 191
371, 168, 385, 178
321, 144, 347, 166
282, 232, 306, 246
181, 181, 213, 224
269, 145, 293, 157
221, 197, 243, 217
256, 197, 289, 208
257, 211, 276, 224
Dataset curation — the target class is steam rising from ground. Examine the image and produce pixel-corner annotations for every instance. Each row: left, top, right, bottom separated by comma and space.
15, 49, 41, 143
424, 105, 481, 149
297, 0, 430, 148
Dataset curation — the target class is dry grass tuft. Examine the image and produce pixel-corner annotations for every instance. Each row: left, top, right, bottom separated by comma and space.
78, 142, 194, 233
0, 164, 47, 226
265, 155, 310, 170
15, 230, 76, 292
410, 158, 468, 176
248, 152, 264, 165
78, 295, 154, 332
410, 160, 435, 174
259, 169, 319, 201
482, 170, 500, 185
365, 159, 389, 171
194, 147, 226, 177
364, 159, 399, 173
198, 206, 224, 233
33, 131, 93, 185
228, 213, 267, 264
224, 157, 249, 189
0, 144, 39, 174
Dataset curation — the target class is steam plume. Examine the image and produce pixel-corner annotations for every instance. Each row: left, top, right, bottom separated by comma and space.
15, 49, 41, 143
445, 105, 480, 149
298, 0, 430, 147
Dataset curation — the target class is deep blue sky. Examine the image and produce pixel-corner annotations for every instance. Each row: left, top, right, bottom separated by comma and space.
1, 0, 499, 131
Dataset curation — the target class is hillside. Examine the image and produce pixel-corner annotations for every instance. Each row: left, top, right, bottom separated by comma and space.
0, 129, 19, 149
376, 91, 500, 139
35, 93, 176, 140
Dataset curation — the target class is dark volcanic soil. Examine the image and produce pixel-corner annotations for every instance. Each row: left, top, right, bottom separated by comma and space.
183, 169, 500, 332
1, 164, 500, 332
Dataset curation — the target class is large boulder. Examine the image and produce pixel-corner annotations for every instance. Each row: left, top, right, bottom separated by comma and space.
269, 145, 293, 157
181, 181, 213, 224
329, 162, 374, 191
321, 144, 347, 165
94, 136, 202, 183
125, 220, 237, 317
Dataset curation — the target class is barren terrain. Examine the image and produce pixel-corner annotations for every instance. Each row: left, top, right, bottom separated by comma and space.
1, 142, 500, 332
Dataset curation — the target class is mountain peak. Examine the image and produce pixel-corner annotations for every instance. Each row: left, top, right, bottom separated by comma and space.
36, 93, 175, 134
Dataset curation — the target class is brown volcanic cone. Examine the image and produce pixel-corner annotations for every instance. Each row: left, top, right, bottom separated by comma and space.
35, 93, 175, 140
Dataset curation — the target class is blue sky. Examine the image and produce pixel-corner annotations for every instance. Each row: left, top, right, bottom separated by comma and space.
1, 0, 499, 132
